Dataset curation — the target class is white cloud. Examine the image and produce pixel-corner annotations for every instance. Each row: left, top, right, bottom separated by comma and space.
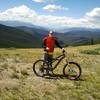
0, 5, 38, 23
84, 8, 100, 28
43, 4, 69, 12
32, 0, 55, 3
0, 5, 100, 29
32, 0, 45, 3
86, 8, 100, 17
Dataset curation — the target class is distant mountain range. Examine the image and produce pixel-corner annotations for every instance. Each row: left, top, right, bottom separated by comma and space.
0, 21, 39, 28
0, 21, 100, 48
0, 24, 47, 48
56, 30, 100, 46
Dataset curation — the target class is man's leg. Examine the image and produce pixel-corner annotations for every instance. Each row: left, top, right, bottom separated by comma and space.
44, 52, 48, 62
44, 53, 53, 74
48, 54, 53, 66
48, 54, 53, 74
44, 53, 50, 74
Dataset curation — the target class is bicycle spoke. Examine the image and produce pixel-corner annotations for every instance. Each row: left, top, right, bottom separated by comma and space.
33, 60, 48, 77
63, 62, 81, 80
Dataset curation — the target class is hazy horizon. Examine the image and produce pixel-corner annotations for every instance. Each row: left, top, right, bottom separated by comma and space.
0, 0, 100, 29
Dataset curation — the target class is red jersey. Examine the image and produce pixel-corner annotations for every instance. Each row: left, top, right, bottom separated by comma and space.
43, 36, 56, 52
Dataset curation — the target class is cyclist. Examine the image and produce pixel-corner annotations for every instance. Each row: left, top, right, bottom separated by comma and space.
43, 30, 65, 74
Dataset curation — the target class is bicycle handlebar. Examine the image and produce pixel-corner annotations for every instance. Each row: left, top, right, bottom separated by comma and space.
62, 49, 65, 54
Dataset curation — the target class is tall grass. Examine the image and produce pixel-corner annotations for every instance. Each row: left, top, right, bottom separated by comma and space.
0, 44, 100, 100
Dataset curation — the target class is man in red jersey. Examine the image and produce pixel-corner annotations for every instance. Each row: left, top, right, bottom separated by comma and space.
43, 31, 65, 74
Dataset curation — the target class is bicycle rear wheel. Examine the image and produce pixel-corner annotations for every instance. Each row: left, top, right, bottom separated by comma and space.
33, 60, 48, 77
63, 62, 81, 80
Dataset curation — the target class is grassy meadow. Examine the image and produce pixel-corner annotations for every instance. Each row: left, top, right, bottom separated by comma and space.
0, 44, 100, 100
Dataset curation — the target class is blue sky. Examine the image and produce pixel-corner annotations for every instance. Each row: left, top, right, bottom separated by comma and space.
0, 0, 100, 18
0, 0, 100, 29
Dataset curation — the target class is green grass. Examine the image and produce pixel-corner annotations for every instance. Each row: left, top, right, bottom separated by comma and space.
0, 44, 100, 100
81, 47, 100, 55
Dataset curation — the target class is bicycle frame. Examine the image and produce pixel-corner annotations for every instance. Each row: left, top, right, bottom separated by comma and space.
33, 50, 81, 79
52, 51, 68, 70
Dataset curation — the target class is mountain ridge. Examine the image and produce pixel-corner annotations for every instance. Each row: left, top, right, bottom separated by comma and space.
0, 22, 100, 48
0, 24, 43, 48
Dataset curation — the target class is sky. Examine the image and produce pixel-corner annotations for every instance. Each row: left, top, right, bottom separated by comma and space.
0, 0, 100, 29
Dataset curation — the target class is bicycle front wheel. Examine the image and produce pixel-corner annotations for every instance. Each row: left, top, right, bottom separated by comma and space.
63, 62, 81, 80
33, 60, 48, 77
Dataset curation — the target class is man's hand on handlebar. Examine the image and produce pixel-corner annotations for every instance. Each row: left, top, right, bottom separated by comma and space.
62, 48, 65, 53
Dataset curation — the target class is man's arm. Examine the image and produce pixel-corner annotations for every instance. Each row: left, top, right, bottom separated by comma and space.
55, 38, 65, 52
43, 38, 46, 48
55, 39, 62, 49
42, 37, 48, 51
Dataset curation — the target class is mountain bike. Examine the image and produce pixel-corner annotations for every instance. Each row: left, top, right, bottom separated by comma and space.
33, 50, 81, 80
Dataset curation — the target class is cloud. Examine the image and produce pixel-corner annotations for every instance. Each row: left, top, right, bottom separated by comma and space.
32, 0, 45, 3
43, 4, 69, 12
0, 5, 100, 29
86, 8, 100, 17
0, 5, 38, 23
84, 8, 100, 28
32, 0, 55, 3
